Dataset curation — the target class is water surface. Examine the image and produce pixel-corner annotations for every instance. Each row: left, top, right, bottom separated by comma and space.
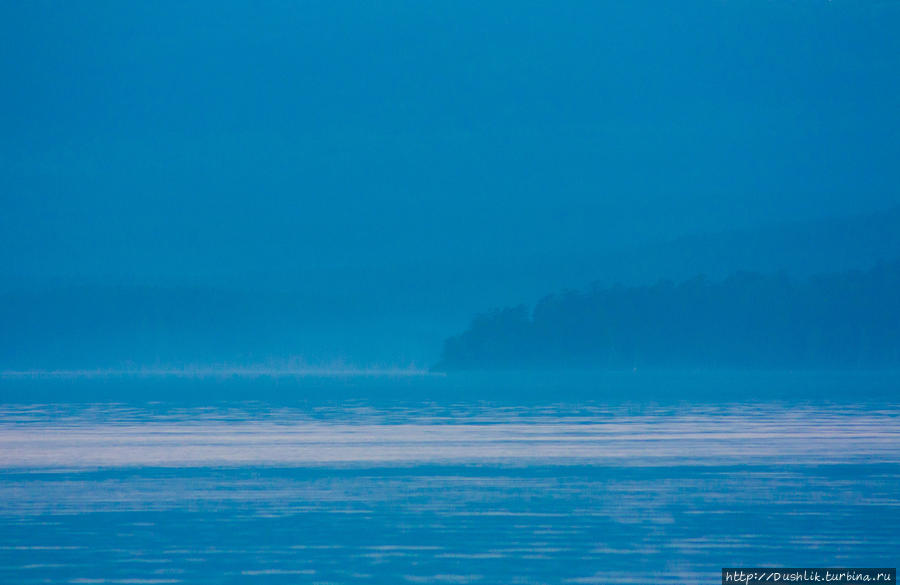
1, 372, 898, 584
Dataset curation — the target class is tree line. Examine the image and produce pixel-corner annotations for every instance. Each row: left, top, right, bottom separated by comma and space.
435, 261, 900, 370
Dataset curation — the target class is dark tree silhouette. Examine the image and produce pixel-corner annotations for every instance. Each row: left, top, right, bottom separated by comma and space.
435, 261, 900, 370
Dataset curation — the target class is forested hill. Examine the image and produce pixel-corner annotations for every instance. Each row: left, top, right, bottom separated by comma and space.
434, 261, 900, 371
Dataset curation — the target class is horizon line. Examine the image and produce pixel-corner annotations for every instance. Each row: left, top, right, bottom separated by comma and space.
0, 366, 441, 380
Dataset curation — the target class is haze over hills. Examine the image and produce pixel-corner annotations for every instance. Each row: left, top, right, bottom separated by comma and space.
434, 206, 900, 370
436, 260, 900, 371
578, 204, 900, 287
3, 1, 899, 371
2, 206, 900, 370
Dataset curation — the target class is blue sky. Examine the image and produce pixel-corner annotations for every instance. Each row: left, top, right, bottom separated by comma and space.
2, 1, 899, 286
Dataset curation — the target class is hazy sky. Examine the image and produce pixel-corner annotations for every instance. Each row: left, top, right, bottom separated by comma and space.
2, 1, 899, 286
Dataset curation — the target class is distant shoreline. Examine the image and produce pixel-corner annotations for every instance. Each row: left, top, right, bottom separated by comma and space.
0, 367, 440, 380
436, 261, 900, 371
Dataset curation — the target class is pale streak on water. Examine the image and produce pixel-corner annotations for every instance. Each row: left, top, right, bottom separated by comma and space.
1, 374, 899, 584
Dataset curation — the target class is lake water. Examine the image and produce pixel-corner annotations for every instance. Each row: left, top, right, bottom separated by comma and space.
1, 371, 898, 584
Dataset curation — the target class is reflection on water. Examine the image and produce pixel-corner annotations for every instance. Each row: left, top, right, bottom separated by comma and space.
2, 403, 900, 469
1, 375, 899, 584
